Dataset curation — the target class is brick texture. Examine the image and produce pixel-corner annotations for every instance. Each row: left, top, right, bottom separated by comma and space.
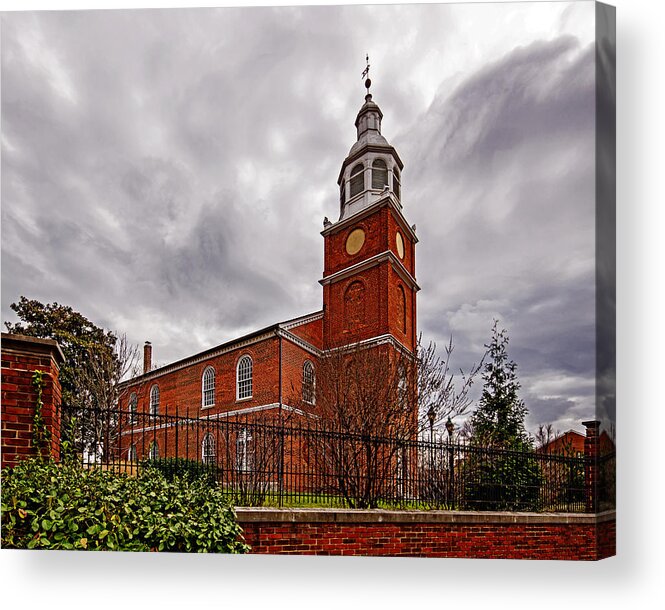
1, 334, 64, 468
237, 510, 616, 560
322, 201, 417, 352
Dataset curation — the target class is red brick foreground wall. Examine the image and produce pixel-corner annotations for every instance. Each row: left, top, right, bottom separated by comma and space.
1, 333, 65, 468
237, 508, 616, 561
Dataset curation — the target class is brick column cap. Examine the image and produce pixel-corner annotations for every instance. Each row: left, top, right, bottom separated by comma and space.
1, 332, 65, 364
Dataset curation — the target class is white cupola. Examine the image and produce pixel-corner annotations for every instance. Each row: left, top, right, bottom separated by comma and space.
337, 77, 404, 221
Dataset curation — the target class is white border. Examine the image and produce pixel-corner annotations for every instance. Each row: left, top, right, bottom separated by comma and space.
1, 2, 663, 610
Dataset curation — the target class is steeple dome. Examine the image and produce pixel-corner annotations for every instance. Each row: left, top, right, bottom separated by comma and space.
337, 84, 403, 221
355, 93, 383, 139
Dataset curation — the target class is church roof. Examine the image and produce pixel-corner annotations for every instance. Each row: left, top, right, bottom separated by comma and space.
119, 310, 323, 387
346, 130, 392, 159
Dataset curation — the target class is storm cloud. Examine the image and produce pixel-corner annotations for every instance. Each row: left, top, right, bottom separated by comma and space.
1, 3, 599, 433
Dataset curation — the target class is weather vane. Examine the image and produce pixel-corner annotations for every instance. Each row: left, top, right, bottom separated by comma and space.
362, 54, 371, 95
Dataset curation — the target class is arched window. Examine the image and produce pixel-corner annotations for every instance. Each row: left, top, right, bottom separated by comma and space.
393, 167, 401, 201
397, 365, 408, 408
149, 385, 160, 417
202, 433, 216, 465
128, 392, 137, 423
350, 163, 364, 198
202, 366, 216, 408
128, 444, 137, 463
340, 180, 346, 207
344, 280, 366, 330
302, 361, 316, 405
237, 355, 253, 400
372, 159, 388, 190
397, 285, 407, 334
148, 441, 159, 461
236, 428, 253, 472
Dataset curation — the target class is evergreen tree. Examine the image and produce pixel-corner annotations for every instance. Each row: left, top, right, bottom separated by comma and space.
5, 297, 140, 458
4, 297, 118, 412
470, 320, 530, 447
464, 320, 542, 510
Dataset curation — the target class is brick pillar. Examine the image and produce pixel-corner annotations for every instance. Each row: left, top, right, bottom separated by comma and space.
583, 420, 600, 513
1, 333, 65, 468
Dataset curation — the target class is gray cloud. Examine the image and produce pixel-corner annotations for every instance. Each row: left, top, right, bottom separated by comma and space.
1, 3, 600, 434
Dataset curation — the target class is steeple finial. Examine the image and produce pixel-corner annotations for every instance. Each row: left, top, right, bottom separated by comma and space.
362, 53, 371, 98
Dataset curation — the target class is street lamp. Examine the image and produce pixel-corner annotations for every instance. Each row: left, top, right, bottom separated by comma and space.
445, 417, 454, 439
427, 407, 436, 443
445, 417, 455, 508
427, 407, 435, 498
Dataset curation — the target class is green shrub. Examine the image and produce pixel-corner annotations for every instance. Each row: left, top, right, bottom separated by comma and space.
463, 448, 543, 511
143, 457, 218, 484
1, 458, 249, 553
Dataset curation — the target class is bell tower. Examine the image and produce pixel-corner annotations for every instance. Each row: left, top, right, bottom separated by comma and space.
321, 69, 418, 354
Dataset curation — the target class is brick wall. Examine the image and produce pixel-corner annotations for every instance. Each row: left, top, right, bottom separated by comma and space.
322, 202, 417, 352
118, 329, 325, 461
121, 336, 282, 422
237, 508, 616, 560
1, 333, 64, 468
286, 316, 323, 350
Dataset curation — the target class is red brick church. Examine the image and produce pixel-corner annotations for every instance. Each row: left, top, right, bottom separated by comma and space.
118, 81, 419, 461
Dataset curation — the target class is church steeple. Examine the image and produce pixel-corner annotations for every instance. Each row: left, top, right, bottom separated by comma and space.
321, 65, 418, 354
337, 62, 404, 221
355, 92, 383, 139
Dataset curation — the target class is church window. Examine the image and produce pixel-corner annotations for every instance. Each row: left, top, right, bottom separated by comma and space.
149, 385, 159, 417
344, 280, 366, 330
148, 441, 159, 461
397, 365, 408, 408
236, 428, 253, 472
397, 285, 407, 334
303, 360, 315, 405
350, 163, 364, 198
128, 392, 137, 423
393, 168, 401, 200
128, 444, 137, 463
372, 159, 388, 189
202, 433, 216, 465
237, 355, 253, 400
202, 366, 216, 408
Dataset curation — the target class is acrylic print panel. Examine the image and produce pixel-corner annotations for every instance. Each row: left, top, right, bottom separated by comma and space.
0, 1, 615, 560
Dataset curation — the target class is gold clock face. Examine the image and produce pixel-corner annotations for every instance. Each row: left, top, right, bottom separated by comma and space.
346, 228, 365, 255
396, 231, 405, 259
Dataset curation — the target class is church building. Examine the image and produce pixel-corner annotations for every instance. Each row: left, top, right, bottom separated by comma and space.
118, 77, 419, 461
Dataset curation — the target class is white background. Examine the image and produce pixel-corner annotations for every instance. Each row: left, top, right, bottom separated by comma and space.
0, 1, 662, 608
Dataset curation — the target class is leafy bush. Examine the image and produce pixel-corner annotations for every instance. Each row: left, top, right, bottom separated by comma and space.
143, 457, 218, 484
1, 458, 249, 553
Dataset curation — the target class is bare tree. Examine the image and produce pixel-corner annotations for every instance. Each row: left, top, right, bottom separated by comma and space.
64, 333, 141, 462
535, 423, 556, 451
306, 336, 482, 508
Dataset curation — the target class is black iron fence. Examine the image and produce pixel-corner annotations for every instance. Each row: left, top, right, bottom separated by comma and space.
59, 406, 611, 513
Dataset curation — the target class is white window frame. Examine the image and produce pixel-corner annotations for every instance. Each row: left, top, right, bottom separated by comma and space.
397, 365, 408, 408
202, 433, 216, 465
302, 360, 316, 405
202, 366, 216, 408
349, 163, 365, 198
148, 441, 159, 461
128, 392, 138, 424
128, 444, 137, 463
236, 428, 253, 472
372, 158, 388, 190
236, 355, 253, 401
149, 385, 160, 417
392, 167, 401, 200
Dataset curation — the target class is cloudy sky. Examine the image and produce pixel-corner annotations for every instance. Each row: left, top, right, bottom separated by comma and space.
1, 2, 601, 434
